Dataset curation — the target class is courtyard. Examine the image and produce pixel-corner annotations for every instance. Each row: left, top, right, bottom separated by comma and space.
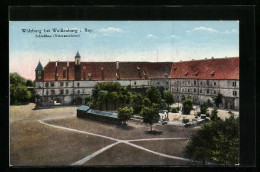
10, 103, 238, 166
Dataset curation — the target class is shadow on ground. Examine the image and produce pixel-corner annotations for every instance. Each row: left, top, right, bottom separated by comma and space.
145, 130, 163, 135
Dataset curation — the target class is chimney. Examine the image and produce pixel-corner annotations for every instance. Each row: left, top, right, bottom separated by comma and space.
67, 61, 70, 80
101, 67, 104, 80
212, 56, 214, 59
116, 61, 120, 80
83, 66, 86, 80
137, 66, 142, 78
55, 61, 58, 81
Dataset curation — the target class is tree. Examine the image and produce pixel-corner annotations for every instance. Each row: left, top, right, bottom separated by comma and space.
98, 90, 108, 110
109, 91, 119, 110
210, 108, 221, 121
117, 107, 133, 124
182, 98, 193, 114
160, 99, 167, 110
10, 73, 32, 105
183, 114, 239, 165
200, 102, 208, 114
142, 97, 151, 107
140, 103, 160, 131
145, 85, 161, 104
214, 93, 223, 108
163, 90, 175, 108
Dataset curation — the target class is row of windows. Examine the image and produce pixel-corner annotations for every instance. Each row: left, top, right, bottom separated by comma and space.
172, 87, 219, 95
47, 89, 84, 95
45, 82, 80, 87
174, 80, 237, 87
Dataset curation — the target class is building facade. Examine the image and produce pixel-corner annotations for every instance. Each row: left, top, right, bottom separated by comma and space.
35, 52, 239, 110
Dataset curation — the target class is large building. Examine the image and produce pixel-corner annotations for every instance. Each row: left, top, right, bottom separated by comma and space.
35, 52, 239, 110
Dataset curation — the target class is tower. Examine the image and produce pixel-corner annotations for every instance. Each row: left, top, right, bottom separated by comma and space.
74, 51, 81, 80
35, 61, 44, 81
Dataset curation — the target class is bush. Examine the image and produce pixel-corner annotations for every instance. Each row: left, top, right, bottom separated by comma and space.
182, 98, 193, 114
206, 112, 210, 117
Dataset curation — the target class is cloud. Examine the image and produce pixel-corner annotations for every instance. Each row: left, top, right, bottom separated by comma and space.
99, 27, 123, 33
147, 34, 157, 38
223, 29, 239, 34
169, 34, 178, 38
187, 26, 218, 33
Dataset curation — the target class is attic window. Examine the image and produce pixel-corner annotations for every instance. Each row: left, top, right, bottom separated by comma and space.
184, 71, 189, 76
211, 71, 216, 76
195, 71, 199, 76
174, 67, 177, 71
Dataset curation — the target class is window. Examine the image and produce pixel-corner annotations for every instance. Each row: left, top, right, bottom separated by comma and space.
188, 89, 190, 93
233, 82, 236, 87
188, 81, 190, 85
60, 82, 64, 87
171, 88, 174, 92
38, 71, 41, 74
82, 89, 85, 93
194, 88, 196, 93
45, 83, 49, 87
60, 90, 64, 95
200, 89, 202, 93
66, 82, 68, 86
157, 82, 160, 85
78, 90, 80, 94
166, 82, 169, 84
177, 88, 179, 92
66, 90, 69, 94
200, 81, 202, 85
51, 82, 54, 87
51, 90, 55, 95
77, 83, 80, 87
182, 81, 184, 84
38, 76, 41, 79
134, 81, 136, 85
214, 90, 216, 94
194, 81, 196, 85
233, 91, 237, 96
207, 89, 209, 94
207, 80, 209, 86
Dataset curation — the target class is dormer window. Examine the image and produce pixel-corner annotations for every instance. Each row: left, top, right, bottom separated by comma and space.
174, 67, 177, 71
195, 71, 199, 76
184, 71, 189, 76
211, 71, 216, 76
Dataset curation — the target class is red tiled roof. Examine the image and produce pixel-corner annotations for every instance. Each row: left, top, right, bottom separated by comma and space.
43, 58, 239, 81
169, 57, 239, 80
43, 61, 172, 81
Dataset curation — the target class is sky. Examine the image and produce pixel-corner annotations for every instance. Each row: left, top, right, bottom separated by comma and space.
9, 21, 239, 80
